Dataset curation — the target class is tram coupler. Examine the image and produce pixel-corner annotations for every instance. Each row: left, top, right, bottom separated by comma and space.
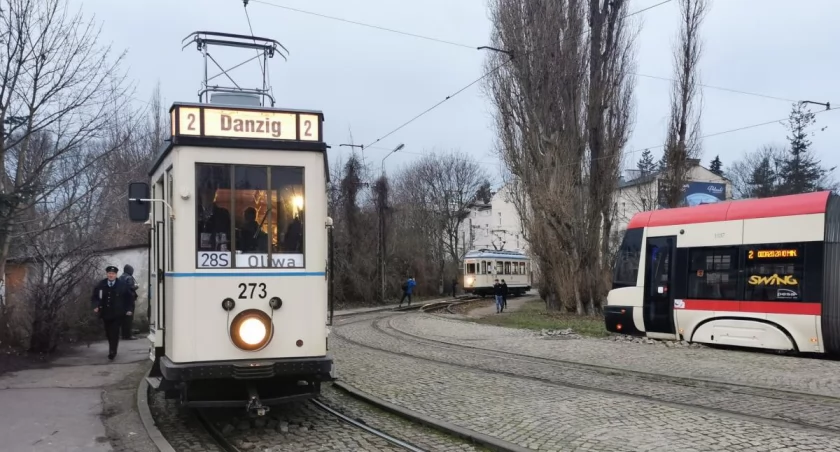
245, 383, 269, 417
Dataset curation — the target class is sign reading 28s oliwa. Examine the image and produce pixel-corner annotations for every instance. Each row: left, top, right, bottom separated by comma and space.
170, 103, 321, 142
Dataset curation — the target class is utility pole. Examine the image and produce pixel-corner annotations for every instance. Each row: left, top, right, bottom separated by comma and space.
339, 143, 366, 165
379, 143, 403, 303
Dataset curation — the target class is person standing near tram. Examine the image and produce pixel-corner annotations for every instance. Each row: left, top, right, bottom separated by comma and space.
91, 266, 133, 360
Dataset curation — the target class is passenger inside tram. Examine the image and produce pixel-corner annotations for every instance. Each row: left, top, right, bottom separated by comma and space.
196, 180, 232, 252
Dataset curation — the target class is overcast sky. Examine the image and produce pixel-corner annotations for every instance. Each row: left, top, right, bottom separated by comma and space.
74, 0, 840, 186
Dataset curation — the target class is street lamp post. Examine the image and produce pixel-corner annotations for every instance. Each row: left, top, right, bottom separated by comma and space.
800, 100, 831, 111
379, 143, 404, 304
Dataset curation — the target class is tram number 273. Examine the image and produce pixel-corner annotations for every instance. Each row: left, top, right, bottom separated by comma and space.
238, 283, 267, 299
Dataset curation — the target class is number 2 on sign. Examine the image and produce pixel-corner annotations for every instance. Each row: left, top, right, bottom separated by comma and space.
238, 283, 267, 299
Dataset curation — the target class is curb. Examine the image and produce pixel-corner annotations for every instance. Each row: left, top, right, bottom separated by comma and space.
332, 381, 532, 452
137, 369, 177, 452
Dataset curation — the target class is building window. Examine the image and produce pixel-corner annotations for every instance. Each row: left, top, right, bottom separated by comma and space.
744, 244, 804, 302
687, 247, 739, 300
195, 163, 305, 269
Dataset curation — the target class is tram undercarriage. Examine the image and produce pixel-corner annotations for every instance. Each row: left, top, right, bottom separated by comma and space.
147, 353, 334, 416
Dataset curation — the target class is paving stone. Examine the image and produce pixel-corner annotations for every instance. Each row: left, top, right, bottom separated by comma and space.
331, 312, 840, 451
393, 313, 840, 397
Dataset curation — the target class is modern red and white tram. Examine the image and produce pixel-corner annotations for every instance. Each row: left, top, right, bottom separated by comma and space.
605, 190, 840, 354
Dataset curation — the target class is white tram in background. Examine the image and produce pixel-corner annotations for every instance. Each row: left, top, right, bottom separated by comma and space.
606, 190, 840, 355
462, 249, 532, 297
127, 32, 334, 414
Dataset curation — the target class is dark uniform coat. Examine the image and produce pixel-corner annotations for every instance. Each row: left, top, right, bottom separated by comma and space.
91, 278, 133, 320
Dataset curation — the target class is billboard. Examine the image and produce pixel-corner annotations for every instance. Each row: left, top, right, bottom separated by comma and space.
658, 181, 726, 208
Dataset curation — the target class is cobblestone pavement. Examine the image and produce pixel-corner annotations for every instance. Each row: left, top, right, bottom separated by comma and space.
149, 381, 483, 451
332, 312, 840, 451
392, 313, 840, 397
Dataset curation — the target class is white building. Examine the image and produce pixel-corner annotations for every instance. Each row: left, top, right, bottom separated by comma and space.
613, 159, 732, 232
458, 184, 528, 256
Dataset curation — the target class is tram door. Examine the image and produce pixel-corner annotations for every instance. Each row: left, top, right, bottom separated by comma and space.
642, 236, 676, 335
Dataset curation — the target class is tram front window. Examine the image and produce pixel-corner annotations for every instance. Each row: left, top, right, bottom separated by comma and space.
195, 163, 306, 269
196, 165, 232, 254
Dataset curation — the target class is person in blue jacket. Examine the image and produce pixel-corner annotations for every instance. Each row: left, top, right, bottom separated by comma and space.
399, 277, 416, 307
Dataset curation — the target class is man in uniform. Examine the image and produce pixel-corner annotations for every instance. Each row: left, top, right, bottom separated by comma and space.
91, 265, 133, 360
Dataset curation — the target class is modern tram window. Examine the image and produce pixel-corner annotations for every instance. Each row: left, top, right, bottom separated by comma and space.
687, 247, 739, 300
744, 243, 804, 302
195, 163, 306, 269
613, 228, 642, 288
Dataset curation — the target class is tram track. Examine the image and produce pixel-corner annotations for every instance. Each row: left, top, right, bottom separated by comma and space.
331, 312, 840, 437
156, 388, 435, 452
388, 313, 840, 404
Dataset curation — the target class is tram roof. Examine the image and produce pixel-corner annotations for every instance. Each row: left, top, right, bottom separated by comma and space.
149, 102, 328, 177
627, 190, 832, 229
464, 249, 529, 260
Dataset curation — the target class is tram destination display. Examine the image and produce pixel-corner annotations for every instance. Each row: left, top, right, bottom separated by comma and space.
171, 103, 321, 142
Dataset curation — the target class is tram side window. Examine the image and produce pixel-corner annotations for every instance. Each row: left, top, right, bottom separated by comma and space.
504, 262, 511, 275
613, 228, 642, 288
687, 247, 739, 300
466, 263, 476, 274
744, 244, 804, 302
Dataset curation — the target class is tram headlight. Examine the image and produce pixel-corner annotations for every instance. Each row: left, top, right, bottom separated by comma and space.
229, 309, 273, 351
466, 277, 474, 287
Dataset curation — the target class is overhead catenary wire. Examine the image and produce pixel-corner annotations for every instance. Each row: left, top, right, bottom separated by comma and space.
360, 0, 675, 150
250, 0, 474, 49
251, 0, 815, 131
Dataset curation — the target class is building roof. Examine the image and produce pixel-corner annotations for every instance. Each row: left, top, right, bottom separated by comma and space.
627, 191, 831, 229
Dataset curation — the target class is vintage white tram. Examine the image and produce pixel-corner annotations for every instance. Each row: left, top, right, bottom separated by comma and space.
127, 32, 333, 414
605, 190, 840, 355
462, 249, 532, 297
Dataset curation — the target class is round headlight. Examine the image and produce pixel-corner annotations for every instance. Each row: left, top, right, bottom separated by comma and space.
229, 309, 273, 351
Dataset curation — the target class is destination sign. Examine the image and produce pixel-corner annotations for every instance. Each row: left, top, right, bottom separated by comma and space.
747, 249, 798, 259
171, 104, 321, 142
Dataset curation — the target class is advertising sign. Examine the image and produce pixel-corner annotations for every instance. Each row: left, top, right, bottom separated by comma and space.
657, 181, 727, 208
683, 182, 726, 206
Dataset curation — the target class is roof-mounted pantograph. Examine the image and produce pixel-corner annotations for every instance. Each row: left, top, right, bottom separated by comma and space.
182, 31, 289, 107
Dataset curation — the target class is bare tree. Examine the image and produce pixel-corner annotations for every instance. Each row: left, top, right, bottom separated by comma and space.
0, 0, 131, 296
659, 0, 709, 208
485, 0, 638, 313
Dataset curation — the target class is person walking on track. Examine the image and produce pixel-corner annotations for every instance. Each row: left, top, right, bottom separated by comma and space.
399, 276, 416, 308
493, 279, 505, 314
91, 265, 133, 360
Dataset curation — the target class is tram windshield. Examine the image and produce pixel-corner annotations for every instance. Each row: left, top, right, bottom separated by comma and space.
195, 163, 305, 268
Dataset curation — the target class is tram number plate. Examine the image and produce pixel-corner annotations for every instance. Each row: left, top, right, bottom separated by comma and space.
238, 283, 267, 299
197, 251, 231, 268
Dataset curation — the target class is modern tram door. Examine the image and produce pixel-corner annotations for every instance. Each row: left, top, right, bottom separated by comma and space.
642, 236, 676, 335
